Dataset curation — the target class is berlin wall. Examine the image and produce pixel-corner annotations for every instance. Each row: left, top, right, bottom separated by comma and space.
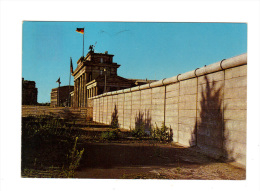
91, 53, 247, 167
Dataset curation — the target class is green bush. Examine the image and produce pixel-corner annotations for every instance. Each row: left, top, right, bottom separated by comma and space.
101, 129, 120, 140
131, 127, 147, 138
152, 123, 172, 142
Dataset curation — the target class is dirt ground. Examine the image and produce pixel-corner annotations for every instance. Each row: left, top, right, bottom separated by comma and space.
21, 117, 246, 179
74, 141, 246, 179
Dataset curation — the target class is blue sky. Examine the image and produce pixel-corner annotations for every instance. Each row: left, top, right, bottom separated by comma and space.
22, 22, 247, 103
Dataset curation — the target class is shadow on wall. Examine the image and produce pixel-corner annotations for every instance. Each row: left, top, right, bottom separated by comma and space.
192, 75, 234, 161
111, 105, 119, 129
135, 110, 152, 135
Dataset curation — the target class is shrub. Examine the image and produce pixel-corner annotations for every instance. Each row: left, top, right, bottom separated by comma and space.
101, 129, 120, 140
131, 127, 147, 138
152, 123, 172, 142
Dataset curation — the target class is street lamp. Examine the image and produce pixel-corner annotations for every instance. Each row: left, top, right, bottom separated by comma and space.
104, 68, 107, 93
56, 77, 61, 107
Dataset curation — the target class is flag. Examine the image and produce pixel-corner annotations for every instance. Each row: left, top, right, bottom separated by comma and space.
56, 77, 61, 83
76, 28, 84, 34
70, 58, 73, 73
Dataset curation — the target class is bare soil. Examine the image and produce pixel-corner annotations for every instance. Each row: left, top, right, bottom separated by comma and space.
74, 140, 246, 179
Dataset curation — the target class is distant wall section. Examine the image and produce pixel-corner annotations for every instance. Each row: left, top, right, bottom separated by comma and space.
22, 106, 93, 121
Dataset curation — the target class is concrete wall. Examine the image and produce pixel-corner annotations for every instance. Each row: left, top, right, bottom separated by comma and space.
91, 53, 247, 166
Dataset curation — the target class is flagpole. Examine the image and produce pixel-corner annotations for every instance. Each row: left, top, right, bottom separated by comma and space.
57, 78, 61, 107
83, 27, 85, 57
68, 57, 71, 107
58, 81, 60, 107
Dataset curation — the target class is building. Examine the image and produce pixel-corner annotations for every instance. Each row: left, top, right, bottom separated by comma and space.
71, 47, 125, 107
22, 78, 38, 105
50, 86, 74, 107
71, 46, 156, 107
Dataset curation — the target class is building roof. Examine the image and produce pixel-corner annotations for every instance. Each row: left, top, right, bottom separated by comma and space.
86, 75, 133, 86
51, 85, 74, 91
127, 78, 157, 85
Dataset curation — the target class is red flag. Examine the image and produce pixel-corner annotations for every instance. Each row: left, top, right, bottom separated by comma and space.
76, 28, 84, 34
70, 58, 73, 73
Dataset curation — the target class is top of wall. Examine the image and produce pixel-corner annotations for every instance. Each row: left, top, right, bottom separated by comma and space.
91, 53, 247, 99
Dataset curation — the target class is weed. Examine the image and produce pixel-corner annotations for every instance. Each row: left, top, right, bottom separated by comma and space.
67, 137, 85, 177
176, 167, 181, 173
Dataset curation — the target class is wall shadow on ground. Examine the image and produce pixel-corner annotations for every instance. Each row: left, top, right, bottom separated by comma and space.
78, 143, 216, 169
191, 75, 234, 161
